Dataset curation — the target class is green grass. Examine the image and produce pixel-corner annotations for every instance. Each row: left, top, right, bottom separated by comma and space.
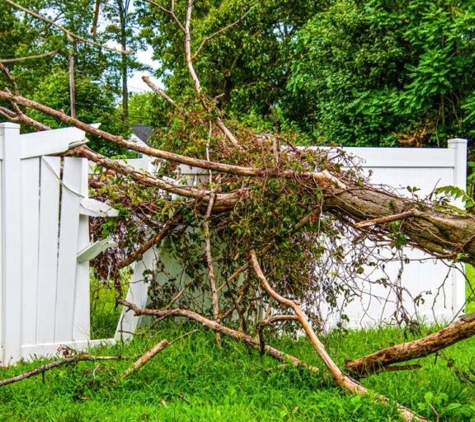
1, 322, 475, 421
466, 264, 475, 314
2, 273, 475, 422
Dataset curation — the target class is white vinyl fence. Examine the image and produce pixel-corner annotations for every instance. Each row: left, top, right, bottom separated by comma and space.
320, 140, 467, 329
0, 123, 116, 366
117, 140, 468, 338
0, 121, 468, 364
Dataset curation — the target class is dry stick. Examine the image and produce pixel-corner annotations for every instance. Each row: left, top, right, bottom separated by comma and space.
5, 0, 131, 55
203, 125, 221, 344
0, 355, 125, 387
118, 299, 319, 375
249, 250, 428, 422
121, 339, 169, 379
354, 210, 417, 229
204, 195, 221, 345
143, 76, 182, 111
345, 311, 475, 377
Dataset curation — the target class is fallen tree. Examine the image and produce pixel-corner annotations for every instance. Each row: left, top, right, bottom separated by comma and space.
1, 1, 475, 421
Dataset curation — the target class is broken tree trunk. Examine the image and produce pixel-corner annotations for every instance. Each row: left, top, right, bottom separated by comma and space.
345, 312, 475, 377
1, 89, 475, 265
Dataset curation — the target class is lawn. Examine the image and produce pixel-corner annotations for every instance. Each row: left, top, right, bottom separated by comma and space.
1, 320, 475, 421
1, 272, 475, 421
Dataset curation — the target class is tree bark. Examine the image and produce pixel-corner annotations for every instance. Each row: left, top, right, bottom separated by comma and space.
345, 312, 475, 377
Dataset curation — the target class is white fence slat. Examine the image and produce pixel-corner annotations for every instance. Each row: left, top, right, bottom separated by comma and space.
20, 158, 41, 346
0, 123, 23, 364
20, 127, 86, 159
73, 159, 91, 341
0, 153, 2, 357
55, 158, 83, 342
79, 198, 119, 217
77, 239, 118, 263
36, 157, 62, 344
115, 248, 157, 341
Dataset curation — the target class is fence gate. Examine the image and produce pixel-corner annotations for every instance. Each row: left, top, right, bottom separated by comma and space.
0, 123, 116, 366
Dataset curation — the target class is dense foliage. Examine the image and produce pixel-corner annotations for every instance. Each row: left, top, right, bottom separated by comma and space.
0, 0, 147, 154
134, 0, 475, 150
3, 1, 475, 151
289, 0, 475, 147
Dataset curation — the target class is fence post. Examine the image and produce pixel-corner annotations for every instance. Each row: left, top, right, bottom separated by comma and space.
448, 138, 468, 316
0, 123, 23, 364
448, 138, 467, 194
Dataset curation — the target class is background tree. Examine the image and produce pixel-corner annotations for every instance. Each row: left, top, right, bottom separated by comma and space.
285, 0, 475, 147
101, 0, 149, 123
1, 0, 139, 153
136, 0, 325, 131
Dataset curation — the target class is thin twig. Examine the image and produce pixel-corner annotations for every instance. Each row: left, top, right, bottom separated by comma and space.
147, 0, 185, 32
258, 315, 298, 355
0, 355, 126, 387
354, 210, 417, 228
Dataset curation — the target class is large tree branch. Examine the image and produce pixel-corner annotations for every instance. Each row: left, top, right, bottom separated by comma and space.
3, 88, 475, 263
345, 312, 475, 377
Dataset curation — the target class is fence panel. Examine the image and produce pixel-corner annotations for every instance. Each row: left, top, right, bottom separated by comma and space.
36, 157, 62, 344
0, 123, 114, 365
321, 140, 467, 328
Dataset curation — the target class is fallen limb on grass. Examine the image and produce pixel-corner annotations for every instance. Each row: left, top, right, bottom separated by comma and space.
0, 354, 126, 387
249, 250, 429, 422
121, 339, 169, 379
118, 299, 319, 374
345, 312, 475, 377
